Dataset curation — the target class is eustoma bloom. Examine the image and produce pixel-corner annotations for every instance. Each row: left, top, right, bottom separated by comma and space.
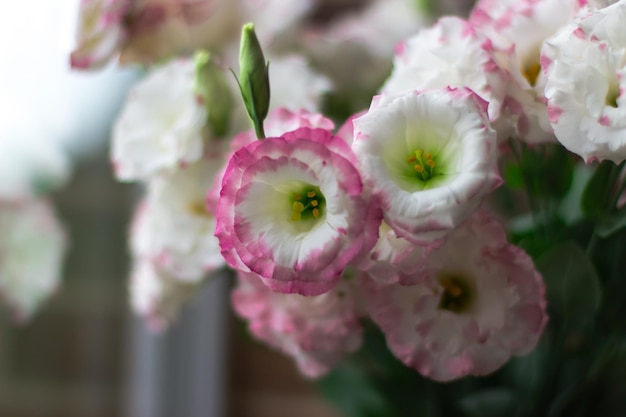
131, 158, 226, 282
382, 16, 509, 124
542, 0, 626, 163
130, 259, 204, 330
232, 271, 363, 378
216, 127, 380, 296
112, 59, 206, 181
470, 0, 587, 144
0, 199, 67, 321
352, 87, 501, 244
362, 211, 548, 382
70, 0, 132, 69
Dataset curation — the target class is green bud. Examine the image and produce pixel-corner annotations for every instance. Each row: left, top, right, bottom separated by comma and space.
194, 50, 234, 138
238, 23, 270, 139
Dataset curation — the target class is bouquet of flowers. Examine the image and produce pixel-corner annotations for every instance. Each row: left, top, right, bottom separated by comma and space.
71, 0, 626, 415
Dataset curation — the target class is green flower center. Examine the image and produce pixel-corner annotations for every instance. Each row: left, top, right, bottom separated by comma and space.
407, 148, 438, 182
606, 79, 620, 108
437, 275, 475, 313
290, 185, 325, 223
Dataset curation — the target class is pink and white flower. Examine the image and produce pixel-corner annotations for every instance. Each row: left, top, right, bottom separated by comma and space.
356, 222, 425, 285
0, 198, 67, 322
361, 211, 548, 382
70, 0, 132, 70
470, 0, 587, 144
71, 0, 240, 69
112, 59, 206, 181
542, 1, 626, 163
352, 88, 501, 245
130, 259, 204, 331
382, 17, 509, 123
131, 158, 226, 282
216, 127, 381, 296
232, 271, 363, 378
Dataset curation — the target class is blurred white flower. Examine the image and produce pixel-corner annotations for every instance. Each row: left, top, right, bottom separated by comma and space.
0, 198, 67, 321
112, 59, 206, 181
232, 271, 363, 378
129, 258, 204, 331
131, 158, 226, 282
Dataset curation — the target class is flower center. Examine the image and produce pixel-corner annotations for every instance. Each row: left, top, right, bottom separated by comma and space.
606, 78, 620, 108
438, 275, 474, 313
407, 148, 437, 182
523, 61, 541, 87
188, 200, 211, 218
290, 185, 325, 222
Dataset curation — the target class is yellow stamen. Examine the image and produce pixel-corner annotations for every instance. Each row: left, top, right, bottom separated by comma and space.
307, 191, 316, 198
426, 159, 436, 168
440, 278, 462, 298
414, 164, 424, 173
407, 155, 417, 163
312, 208, 320, 218
294, 193, 302, 201
311, 200, 318, 207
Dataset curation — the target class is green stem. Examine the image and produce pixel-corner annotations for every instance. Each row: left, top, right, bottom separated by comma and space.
508, 138, 546, 240
253, 118, 266, 139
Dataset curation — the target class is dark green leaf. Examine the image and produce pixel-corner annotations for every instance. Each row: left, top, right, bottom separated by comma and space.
581, 161, 614, 219
318, 363, 392, 417
504, 163, 524, 189
543, 146, 575, 199
537, 242, 602, 327
596, 204, 626, 238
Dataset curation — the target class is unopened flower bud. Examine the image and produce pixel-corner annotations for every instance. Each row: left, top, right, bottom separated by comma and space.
237, 23, 270, 139
194, 50, 234, 137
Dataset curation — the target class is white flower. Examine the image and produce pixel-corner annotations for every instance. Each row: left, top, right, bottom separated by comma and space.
268, 55, 333, 113
70, 0, 131, 69
356, 222, 425, 285
470, 0, 586, 144
362, 211, 548, 382
542, 1, 626, 163
112, 59, 206, 181
0, 198, 67, 321
131, 158, 226, 282
130, 259, 203, 331
352, 88, 501, 244
382, 16, 509, 123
